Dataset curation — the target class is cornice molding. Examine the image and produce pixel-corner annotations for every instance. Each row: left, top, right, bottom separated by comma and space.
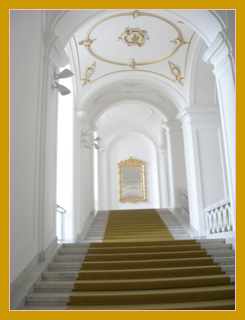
176, 106, 221, 128
44, 33, 70, 68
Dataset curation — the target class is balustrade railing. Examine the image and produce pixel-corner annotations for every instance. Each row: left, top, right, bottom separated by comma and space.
179, 188, 189, 215
205, 198, 233, 234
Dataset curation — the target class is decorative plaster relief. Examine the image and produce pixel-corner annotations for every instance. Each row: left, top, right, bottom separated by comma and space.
73, 10, 196, 88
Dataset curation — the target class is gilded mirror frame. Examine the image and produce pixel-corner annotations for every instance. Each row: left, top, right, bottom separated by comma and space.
118, 157, 146, 202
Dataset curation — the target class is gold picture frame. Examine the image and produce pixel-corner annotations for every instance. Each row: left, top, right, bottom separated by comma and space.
118, 157, 146, 202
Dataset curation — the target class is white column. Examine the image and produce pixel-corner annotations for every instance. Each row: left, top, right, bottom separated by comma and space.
203, 29, 236, 229
162, 121, 187, 209
177, 107, 228, 236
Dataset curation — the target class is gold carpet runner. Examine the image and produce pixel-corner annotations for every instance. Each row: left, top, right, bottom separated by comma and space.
103, 209, 173, 242
66, 209, 235, 310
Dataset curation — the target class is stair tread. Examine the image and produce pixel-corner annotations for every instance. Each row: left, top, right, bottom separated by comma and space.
66, 298, 235, 310
76, 274, 229, 283
70, 284, 235, 296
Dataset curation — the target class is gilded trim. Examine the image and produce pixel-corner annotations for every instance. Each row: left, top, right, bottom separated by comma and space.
73, 27, 196, 87
118, 27, 149, 47
118, 157, 146, 203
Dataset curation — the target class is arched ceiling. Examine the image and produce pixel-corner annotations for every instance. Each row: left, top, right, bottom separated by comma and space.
51, 9, 225, 129
68, 9, 201, 112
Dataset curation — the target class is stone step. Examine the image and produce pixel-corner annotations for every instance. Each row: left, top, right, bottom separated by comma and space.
54, 255, 85, 263
21, 305, 68, 310
26, 292, 70, 306
49, 263, 82, 271
62, 243, 90, 248
206, 250, 235, 257
85, 237, 103, 240
213, 257, 235, 265
42, 271, 79, 281
35, 281, 75, 292
68, 285, 235, 305
221, 265, 235, 273
66, 298, 235, 310
74, 274, 231, 291
58, 249, 88, 255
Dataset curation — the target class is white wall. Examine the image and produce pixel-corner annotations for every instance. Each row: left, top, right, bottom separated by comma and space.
10, 10, 44, 284
98, 132, 161, 210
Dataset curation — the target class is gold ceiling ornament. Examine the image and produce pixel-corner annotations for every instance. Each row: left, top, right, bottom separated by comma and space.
170, 37, 188, 46
131, 10, 141, 18
78, 39, 96, 47
118, 27, 149, 47
168, 61, 185, 86
81, 10, 186, 68
81, 62, 96, 87
73, 30, 196, 88
128, 59, 136, 69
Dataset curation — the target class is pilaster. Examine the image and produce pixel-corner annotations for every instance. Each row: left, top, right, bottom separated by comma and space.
203, 28, 236, 227
162, 120, 186, 209
177, 107, 227, 236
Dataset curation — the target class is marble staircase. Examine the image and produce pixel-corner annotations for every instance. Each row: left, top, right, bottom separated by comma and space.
18, 209, 235, 310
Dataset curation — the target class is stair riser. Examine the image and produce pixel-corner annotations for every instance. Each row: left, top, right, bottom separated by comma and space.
35, 284, 74, 292
74, 276, 231, 291
89, 240, 197, 247
87, 245, 203, 254
78, 266, 223, 280
84, 251, 208, 261
42, 272, 79, 281
81, 258, 215, 270
59, 250, 88, 255
49, 264, 82, 271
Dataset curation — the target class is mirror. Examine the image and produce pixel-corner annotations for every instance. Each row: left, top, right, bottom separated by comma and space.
118, 157, 146, 202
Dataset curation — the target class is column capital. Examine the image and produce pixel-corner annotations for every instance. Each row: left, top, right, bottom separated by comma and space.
202, 30, 235, 77
44, 32, 70, 68
162, 120, 182, 133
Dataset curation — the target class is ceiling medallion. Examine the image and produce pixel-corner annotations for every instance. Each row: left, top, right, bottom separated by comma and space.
81, 62, 96, 87
78, 10, 187, 69
118, 27, 149, 47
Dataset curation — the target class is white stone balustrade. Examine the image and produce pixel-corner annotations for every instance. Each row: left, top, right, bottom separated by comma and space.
179, 188, 189, 215
205, 198, 232, 234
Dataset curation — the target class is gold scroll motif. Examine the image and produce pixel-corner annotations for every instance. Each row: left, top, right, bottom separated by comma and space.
131, 10, 141, 18
78, 39, 96, 47
81, 62, 96, 87
168, 61, 184, 86
118, 27, 149, 47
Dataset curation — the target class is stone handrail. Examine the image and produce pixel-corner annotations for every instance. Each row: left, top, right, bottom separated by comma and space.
205, 197, 233, 234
